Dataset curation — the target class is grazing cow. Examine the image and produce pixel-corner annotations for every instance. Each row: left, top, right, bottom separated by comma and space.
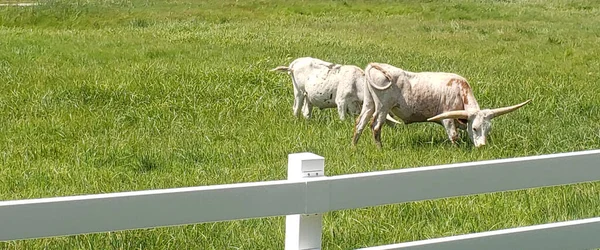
271, 57, 367, 120
352, 62, 531, 148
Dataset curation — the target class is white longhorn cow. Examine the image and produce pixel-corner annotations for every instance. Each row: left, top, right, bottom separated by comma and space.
271, 57, 366, 120
352, 62, 530, 148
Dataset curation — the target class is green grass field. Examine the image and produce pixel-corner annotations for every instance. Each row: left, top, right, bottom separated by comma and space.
1, 0, 600, 249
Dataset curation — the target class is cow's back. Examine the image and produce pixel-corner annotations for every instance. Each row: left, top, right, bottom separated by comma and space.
365, 63, 475, 123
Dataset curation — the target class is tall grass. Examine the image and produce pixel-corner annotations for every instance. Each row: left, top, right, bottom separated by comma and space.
0, 0, 599, 248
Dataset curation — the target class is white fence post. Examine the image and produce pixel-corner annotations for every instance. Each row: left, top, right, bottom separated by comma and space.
285, 152, 325, 250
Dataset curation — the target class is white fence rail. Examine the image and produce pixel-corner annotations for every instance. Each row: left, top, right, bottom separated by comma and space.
361, 217, 600, 250
1, 150, 600, 249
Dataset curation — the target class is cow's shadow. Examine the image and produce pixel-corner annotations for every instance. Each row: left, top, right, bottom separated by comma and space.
382, 124, 480, 150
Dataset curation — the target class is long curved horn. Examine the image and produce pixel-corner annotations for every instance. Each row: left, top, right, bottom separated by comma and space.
386, 114, 402, 125
427, 110, 469, 122
491, 99, 531, 118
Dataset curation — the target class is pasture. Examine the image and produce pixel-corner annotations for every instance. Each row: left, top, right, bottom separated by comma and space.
0, 0, 599, 249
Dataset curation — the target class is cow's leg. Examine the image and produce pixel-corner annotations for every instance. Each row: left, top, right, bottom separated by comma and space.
337, 103, 347, 120
335, 83, 356, 120
372, 110, 388, 148
293, 88, 304, 118
337, 98, 361, 120
442, 119, 459, 144
336, 95, 348, 120
302, 98, 313, 119
348, 101, 362, 116
352, 100, 375, 145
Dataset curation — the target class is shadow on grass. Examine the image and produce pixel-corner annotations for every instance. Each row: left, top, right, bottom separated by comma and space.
136, 154, 161, 173
385, 129, 477, 151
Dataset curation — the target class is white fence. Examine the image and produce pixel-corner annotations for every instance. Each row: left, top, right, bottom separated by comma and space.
1, 150, 600, 249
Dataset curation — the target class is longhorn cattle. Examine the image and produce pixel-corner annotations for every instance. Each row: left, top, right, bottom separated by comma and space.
271, 57, 367, 120
352, 62, 530, 148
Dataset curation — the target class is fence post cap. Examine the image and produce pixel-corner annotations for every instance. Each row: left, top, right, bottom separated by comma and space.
288, 152, 324, 160
288, 152, 325, 180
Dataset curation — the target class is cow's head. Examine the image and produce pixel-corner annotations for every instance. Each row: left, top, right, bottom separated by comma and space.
428, 100, 531, 147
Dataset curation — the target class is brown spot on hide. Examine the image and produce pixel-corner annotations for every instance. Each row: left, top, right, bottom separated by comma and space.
447, 78, 472, 105
446, 78, 455, 87
328, 64, 342, 70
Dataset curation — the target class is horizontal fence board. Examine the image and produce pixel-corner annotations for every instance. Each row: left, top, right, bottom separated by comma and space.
360, 217, 600, 250
2, 150, 600, 245
317, 150, 600, 212
0, 180, 306, 241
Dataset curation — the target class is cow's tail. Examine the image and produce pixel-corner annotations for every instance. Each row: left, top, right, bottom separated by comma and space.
364, 63, 403, 125
271, 65, 303, 96
271, 66, 291, 72
366, 63, 394, 91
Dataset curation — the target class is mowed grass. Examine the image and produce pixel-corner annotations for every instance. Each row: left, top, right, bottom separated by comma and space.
1, 0, 600, 249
